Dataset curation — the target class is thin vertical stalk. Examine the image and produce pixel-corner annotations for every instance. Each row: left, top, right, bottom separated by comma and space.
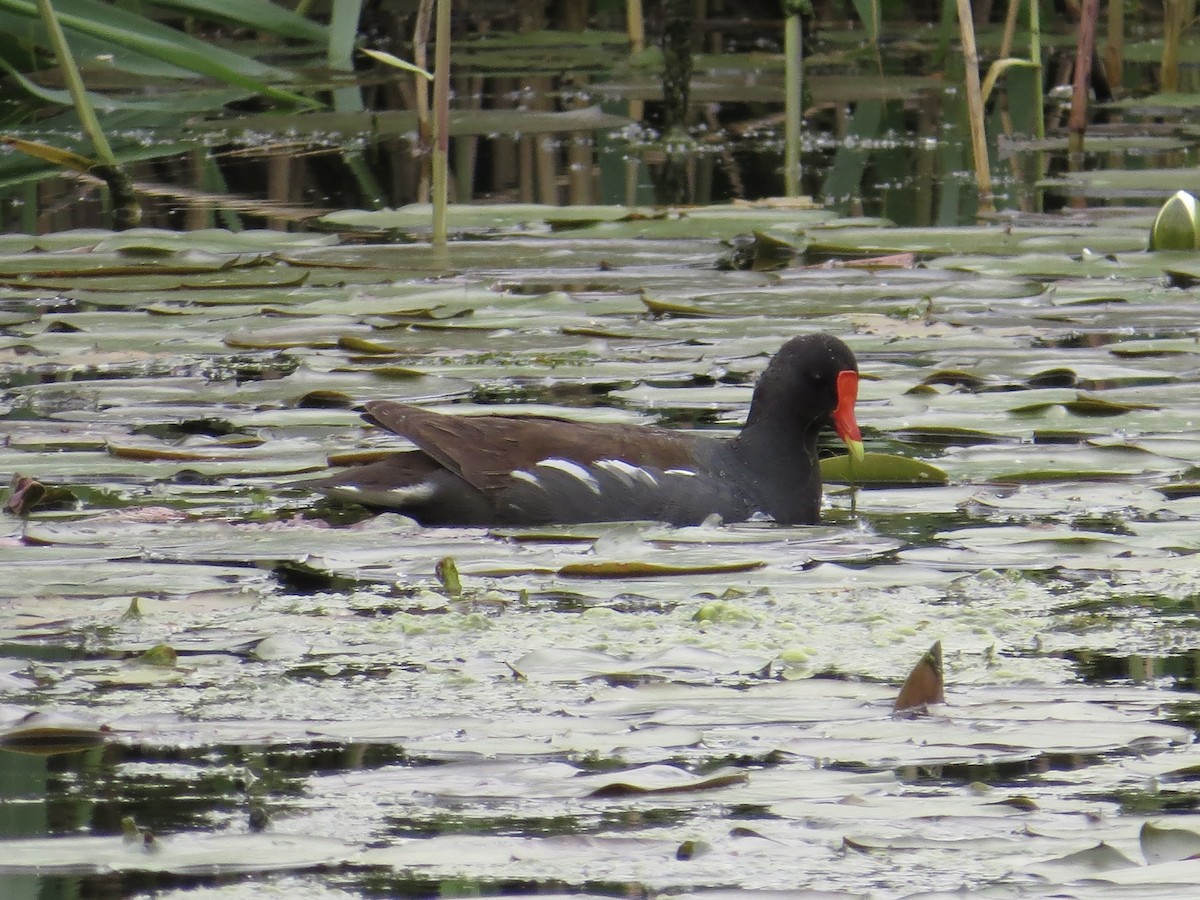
783, 8, 803, 196
267, 154, 290, 231
413, 0, 433, 202
627, 0, 645, 54
626, 96, 645, 205
565, 11, 591, 205
850, 0, 883, 73
1030, 0, 1044, 143
934, 0, 956, 68
657, 0, 694, 204
328, 0, 364, 112
1000, 0, 1019, 57
35, 0, 139, 227
1162, 0, 1197, 93
954, 0, 993, 212
491, 77, 518, 196
661, 0, 693, 136
37, 0, 112, 167
186, 150, 210, 230
1068, 0, 1100, 155
432, 0, 450, 246
535, 131, 557, 203
626, 0, 646, 205
455, 73, 479, 202
1163, 0, 1181, 92
1105, 0, 1125, 89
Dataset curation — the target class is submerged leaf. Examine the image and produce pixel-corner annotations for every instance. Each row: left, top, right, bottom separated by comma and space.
136, 644, 178, 667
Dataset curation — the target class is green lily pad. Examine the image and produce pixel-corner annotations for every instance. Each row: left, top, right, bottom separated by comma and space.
821, 452, 948, 486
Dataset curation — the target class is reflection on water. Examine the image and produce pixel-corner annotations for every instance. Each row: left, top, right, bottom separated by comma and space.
4, 55, 1198, 234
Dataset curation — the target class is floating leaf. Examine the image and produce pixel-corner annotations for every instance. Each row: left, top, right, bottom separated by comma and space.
0, 712, 107, 756
1141, 821, 1200, 865
582, 765, 748, 798
1028, 841, 1141, 880
557, 560, 763, 578
1010, 394, 1160, 417
820, 452, 948, 486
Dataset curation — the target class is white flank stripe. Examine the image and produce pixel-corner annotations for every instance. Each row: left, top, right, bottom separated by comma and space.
664, 468, 698, 477
331, 481, 437, 506
597, 458, 658, 487
381, 481, 438, 503
511, 469, 541, 486
536, 458, 602, 494
597, 459, 640, 476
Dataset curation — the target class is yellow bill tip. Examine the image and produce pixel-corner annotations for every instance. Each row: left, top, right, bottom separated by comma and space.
845, 438, 865, 466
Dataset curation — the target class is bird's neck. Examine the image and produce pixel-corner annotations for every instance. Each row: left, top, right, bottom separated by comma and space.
736, 417, 819, 467
733, 419, 824, 522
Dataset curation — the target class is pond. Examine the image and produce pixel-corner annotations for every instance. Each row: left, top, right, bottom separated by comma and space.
1, 204, 1200, 898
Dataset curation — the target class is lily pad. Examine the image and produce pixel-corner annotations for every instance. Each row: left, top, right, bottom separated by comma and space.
821, 452, 948, 486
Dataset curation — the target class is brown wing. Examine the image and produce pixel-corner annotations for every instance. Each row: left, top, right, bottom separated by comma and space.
362, 401, 696, 492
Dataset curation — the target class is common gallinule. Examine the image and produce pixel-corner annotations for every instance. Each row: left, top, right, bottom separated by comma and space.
314, 333, 863, 526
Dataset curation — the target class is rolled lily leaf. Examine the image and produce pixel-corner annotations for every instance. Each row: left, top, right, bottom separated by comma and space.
893, 640, 945, 715
1149, 189, 1200, 251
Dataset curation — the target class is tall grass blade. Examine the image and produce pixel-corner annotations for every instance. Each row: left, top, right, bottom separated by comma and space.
33, 0, 140, 227
0, 0, 319, 107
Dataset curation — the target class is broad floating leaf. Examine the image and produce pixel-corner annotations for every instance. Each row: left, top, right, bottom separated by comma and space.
0, 832, 359, 875
920, 369, 987, 390
1010, 394, 1160, 417
337, 335, 402, 355
821, 452, 948, 486
1028, 841, 1140, 879
640, 295, 718, 318
0, 712, 108, 756
557, 560, 763, 578
1158, 482, 1200, 499
582, 765, 748, 798
1140, 821, 1200, 865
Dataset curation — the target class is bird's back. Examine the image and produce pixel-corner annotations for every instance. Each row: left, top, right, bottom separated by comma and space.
317, 402, 760, 525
